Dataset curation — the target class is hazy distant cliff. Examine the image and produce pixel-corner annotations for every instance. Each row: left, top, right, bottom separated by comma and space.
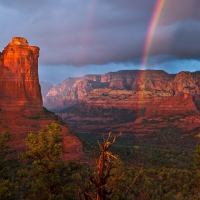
43, 70, 200, 111
40, 81, 54, 97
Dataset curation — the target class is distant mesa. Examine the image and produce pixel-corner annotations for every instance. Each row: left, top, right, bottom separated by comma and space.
43, 70, 200, 113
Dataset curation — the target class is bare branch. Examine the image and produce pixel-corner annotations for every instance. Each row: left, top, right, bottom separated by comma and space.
125, 168, 143, 196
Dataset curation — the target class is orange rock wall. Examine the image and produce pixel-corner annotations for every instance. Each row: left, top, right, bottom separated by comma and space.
44, 70, 200, 116
0, 37, 83, 161
0, 37, 42, 114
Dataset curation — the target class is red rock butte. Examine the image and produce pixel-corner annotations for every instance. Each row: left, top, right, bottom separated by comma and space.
0, 37, 42, 114
0, 37, 83, 161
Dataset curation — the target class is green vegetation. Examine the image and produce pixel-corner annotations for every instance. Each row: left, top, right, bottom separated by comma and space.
76, 132, 125, 200
22, 123, 73, 199
59, 104, 140, 124
0, 131, 19, 200
1, 124, 200, 199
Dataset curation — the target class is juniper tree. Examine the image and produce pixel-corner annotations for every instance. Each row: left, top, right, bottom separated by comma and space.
0, 131, 18, 200
23, 123, 78, 200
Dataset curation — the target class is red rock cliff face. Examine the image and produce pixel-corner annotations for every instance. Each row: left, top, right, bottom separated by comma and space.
170, 71, 200, 95
46, 70, 200, 113
0, 37, 83, 161
79, 71, 200, 117
0, 37, 42, 114
44, 70, 173, 110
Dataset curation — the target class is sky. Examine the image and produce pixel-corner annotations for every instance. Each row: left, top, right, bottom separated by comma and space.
0, 0, 200, 85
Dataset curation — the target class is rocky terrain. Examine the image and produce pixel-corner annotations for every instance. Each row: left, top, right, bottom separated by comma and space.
0, 37, 43, 114
44, 70, 200, 110
50, 70, 200, 146
0, 37, 82, 160
43, 77, 81, 110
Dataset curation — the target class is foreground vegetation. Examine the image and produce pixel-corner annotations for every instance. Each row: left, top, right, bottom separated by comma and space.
1, 123, 200, 199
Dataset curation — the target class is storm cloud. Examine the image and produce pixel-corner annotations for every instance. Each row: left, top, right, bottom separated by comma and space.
0, 0, 200, 67
0, 0, 200, 84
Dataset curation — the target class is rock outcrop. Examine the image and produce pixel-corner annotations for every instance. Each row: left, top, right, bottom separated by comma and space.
43, 77, 81, 110
0, 37, 42, 114
0, 37, 83, 160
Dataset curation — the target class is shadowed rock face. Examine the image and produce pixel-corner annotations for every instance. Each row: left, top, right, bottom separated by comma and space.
0, 37, 42, 114
43, 77, 81, 110
0, 37, 83, 161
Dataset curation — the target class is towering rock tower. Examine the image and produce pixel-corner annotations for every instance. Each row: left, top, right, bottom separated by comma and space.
0, 37, 43, 113
0, 37, 83, 160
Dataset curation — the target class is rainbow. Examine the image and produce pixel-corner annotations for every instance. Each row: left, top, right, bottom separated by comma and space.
142, 0, 166, 68
137, 0, 166, 121
79, 0, 98, 65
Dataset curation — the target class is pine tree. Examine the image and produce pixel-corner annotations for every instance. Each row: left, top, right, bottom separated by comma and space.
0, 131, 18, 199
23, 123, 77, 200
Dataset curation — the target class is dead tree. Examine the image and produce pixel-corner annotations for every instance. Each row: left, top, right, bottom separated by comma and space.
91, 132, 122, 200
78, 132, 142, 200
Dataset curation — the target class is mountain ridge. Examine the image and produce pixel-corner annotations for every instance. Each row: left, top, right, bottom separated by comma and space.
43, 69, 200, 111
46, 69, 200, 146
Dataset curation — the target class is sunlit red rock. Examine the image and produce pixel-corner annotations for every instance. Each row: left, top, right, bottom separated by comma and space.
170, 71, 200, 95
47, 70, 200, 114
56, 70, 200, 143
0, 37, 83, 160
145, 94, 199, 117
0, 37, 42, 114
43, 70, 174, 110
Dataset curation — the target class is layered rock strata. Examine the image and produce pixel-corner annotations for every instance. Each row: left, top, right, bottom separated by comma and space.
0, 37, 82, 160
44, 70, 200, 113
0, 37, 42, 114
56, 70, 200, 145
44, 70, 174, 110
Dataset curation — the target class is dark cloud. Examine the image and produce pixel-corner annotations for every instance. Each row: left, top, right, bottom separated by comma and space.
0, 0, 200, 68
39, 59, 200, 85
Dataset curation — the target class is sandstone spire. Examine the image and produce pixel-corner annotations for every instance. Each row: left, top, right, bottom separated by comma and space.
0, 37, 83, 161
0, 37, 43, 114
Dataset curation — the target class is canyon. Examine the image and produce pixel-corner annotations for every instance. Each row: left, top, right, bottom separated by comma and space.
43, 70, 200, 146
1, 37, 199, 155
0, 37, 82, 160
44, 70, 200, 111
